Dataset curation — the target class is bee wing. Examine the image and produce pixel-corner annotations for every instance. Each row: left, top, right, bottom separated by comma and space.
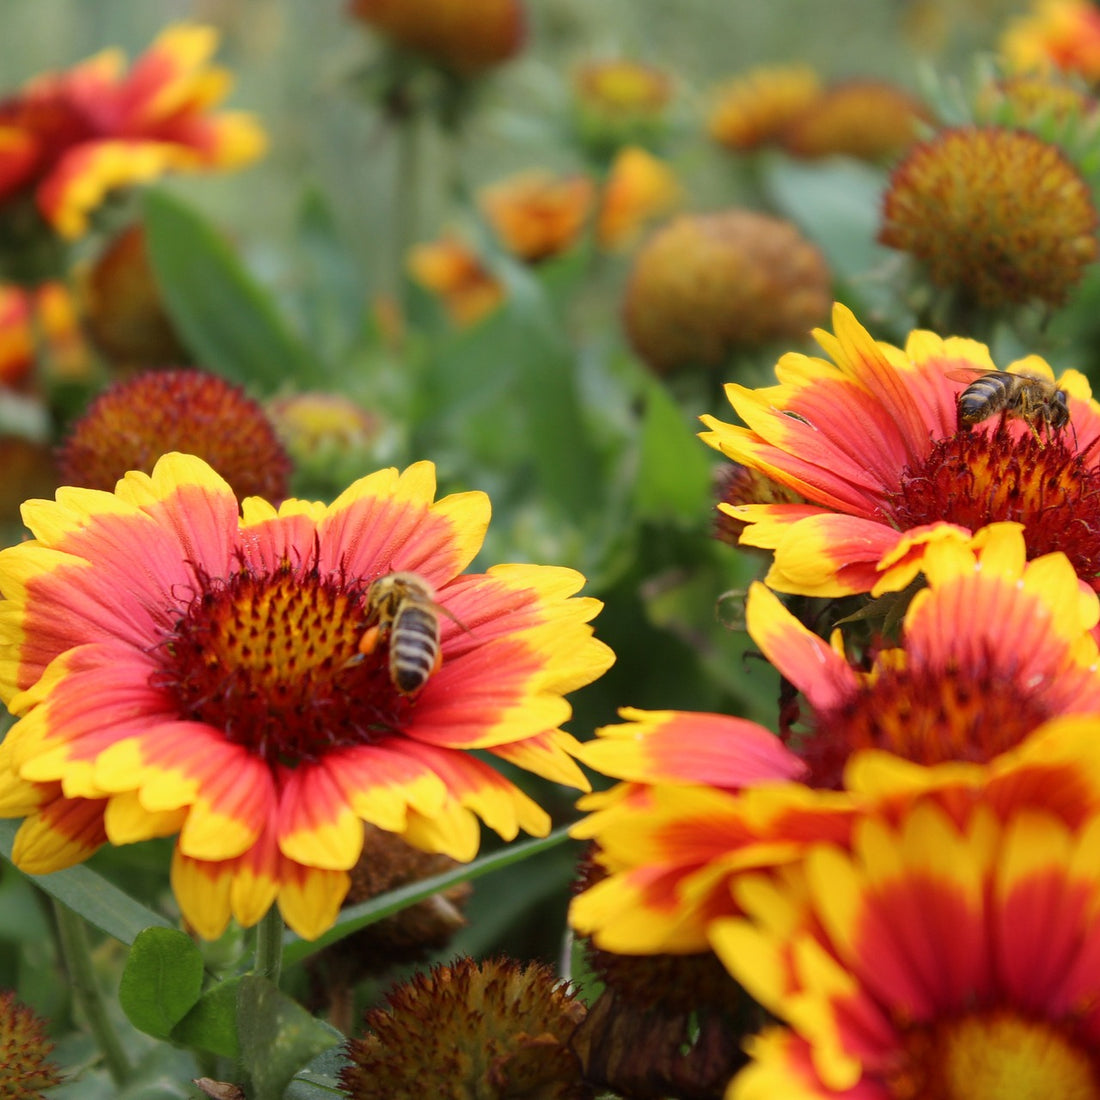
943, 367, 996, 383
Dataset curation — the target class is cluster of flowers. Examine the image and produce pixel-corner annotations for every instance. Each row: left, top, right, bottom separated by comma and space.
568, 301, 1100, 1095
5, 0, 1100, 1096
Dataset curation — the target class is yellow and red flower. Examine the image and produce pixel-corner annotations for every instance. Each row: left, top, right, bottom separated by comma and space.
0, 455, 614, 940
700, 302, 1100, 596
0, 281, 91, 388
0, 24, 265, 240
1000, 0, 1100, 84
570, 525, 1100, 955
713, 792, 1100, 1097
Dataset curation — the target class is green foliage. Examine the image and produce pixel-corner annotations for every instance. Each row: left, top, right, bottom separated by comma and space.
237, 977, 343, 1100
143, 190, 324, 392
119, 928, 204, 1041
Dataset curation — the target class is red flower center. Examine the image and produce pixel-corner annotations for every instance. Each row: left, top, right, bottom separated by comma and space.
886, 422, 1100, 584
798, 652, 1054, 789
152, 559, 408, 766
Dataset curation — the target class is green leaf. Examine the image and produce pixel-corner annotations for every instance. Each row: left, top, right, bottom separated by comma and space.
281, 825, 574, 966
237, 975, 342, 1100
633, 374, 714, 523
413, 258, 606, 525
143, 189, 320, 392
119, 927, 204, 1040
295, 187, 366, 362
0, 821, 172, 944
170, 975, 243, 1058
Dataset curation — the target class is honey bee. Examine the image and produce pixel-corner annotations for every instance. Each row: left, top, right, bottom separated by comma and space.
946, 367, 1071, 442
357, 572, 454, 696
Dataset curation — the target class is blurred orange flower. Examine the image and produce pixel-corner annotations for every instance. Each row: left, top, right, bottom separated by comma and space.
1001, 0, 1100, 83
348, 0, 525, 76
707, 65, 821, 152
780, 79, 928, 162
0, 281, 91, 388
596, 146, 681, 250
407, 234, 504, 326
0, 24, 266, 241
479, 170, 595, 263
80, 223, 188, 367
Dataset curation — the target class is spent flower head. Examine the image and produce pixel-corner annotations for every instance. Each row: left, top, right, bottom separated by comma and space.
879, 125, 1099, 311
80, 223, 188, 367
339, 956, 590, 1099
56, 368, 292, 501
623, 210, 831, 374
0, 990, 63, 1099
779, 79, 928, 162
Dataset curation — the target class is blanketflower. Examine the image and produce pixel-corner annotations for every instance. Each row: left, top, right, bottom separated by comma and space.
406, 234, 503, 327
0, 24, 265, 240
1000, 0, 1100, 83
700, 302, 1100, 596
569, 525, 1100, 954
0, 282, 89, 388
0, 455, 614, 940
595, 146, 681, 250
713, 795, 1100, 1097
478, 170, 596, 263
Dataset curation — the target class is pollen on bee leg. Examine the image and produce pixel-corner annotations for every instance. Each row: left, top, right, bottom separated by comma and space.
358, 625, 383, 656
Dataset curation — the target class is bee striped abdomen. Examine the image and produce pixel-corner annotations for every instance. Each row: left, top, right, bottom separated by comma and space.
957, 375, 1011, 426
389, 602, 441, 695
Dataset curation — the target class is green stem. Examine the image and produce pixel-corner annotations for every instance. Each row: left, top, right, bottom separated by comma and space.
52, 899, 132, 1086
392, 107, 422, 312
253, 904, 284, 986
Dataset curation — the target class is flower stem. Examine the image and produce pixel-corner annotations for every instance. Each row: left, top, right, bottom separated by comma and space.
254, 904, 284, 986
392, 106, 422, 312
52, 899, 133, 1086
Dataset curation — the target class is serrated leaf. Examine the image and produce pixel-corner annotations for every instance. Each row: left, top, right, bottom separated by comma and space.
0, 821, 172, 944
171, 975, 243, 1059
143, 189, 319, 392
237, 976, 342, 1100
119, 927, 204, 1040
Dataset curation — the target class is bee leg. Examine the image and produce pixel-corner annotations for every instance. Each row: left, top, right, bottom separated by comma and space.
358, 625, 383, 656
